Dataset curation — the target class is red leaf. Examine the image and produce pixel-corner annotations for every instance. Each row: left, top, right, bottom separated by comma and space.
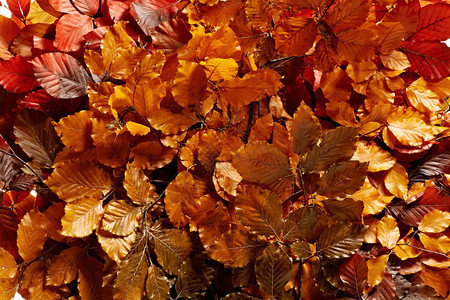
339, 253, 368, 298
72, 0, 100, 16
151, 19, 191, 53
130, 0, 180, 35
54, 13, 94, 52
0, 204, 20, 260
31, 52, 91, 99
18, 89, 55, 112
0, 56, 39, 93
401, 40, 450, 80
49, 0, 78, 14
410, 3, 450, 41
7, 0, 31, 19
390, 186, 450, 227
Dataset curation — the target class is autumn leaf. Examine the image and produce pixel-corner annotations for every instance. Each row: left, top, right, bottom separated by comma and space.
102, 200, 141, 236
352, 141, 396, 172
53, 110, 94, 152
97, 230, 136, 264
316, 222, 365, 260
0, 247, 17, 279
130, 0, 179, 35
384, 162, 409, 200
175, 257, 215, 299
377, 214, 400, 249
339, 253, 367, 298
366, 254, 389, 287
46, 247, 83, 286
418, 210, 450, 233
54, 13, 93, 52
17, 209, 47, 262
123, 163, 156, 206
114, 247, 148, 300
146, 264, 171, 300
61, 197, 103, 237
283, 206, 318, 242
273, 16, 316, 56
0, 56, 39, 93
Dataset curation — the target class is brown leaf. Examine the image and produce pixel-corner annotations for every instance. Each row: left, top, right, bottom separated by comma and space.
365, 270, 397, 300
317, 161, 368, 198
146, 264, 171, 300
207, 230, 266, 268
45, 160, 112, 203
283, 206, 318, 242
21, 260, 59, 299
123, 163, 157, 206
322, 198, 363, 222
213, 162, 243, 197
291, 241, 312, 259
339, 253, 367, 298
14, 109, 59, 168
61, 197, 103, 237
316, 222, 365, 260
151, 227, 192, 275
0, 247, 17, 279
175, 257, 215, 299
235, 185, 283, 238
46, 247, 83, 286
255, 244, 292, 296
78, 254, 105, 300
114, 249, 148, 300
303, 127, 358, 172
17, 209, 47, 262
198, 201, 230, 249
102, 200, 141, 236
273, 17, 316, 56
287, 102, 322, 156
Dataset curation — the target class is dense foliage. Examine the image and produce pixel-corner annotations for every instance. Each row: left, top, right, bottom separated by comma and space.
0, 0, 449, 299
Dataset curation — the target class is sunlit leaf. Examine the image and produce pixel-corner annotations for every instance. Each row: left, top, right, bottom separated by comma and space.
45, 160, 112, 203
0, 56, 39, 93
384, 163, 408, 200
123, 163, 156, 206
17, 209, 47, 262
0, 247, 17, 279
102, 200, 141, 236
419, 210, 450, 233
54, 13, 93, 52
114, 248, 148, 300
366, 254, 389, 287
201, 58, 238, 81
61, 197, 103, 237
410, 3, 450, 42
172, 60, 207, 108
316, 222, 365, 260
97, 230, 136, 264
130, 0, 179, 35
377, 214, 399, 249
146, 264, 171, 300
352, 141, 396, 172
255, 244, 292, 296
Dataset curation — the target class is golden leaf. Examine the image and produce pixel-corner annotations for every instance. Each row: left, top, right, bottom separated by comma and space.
377, 22, 406, 53
352, 141, 396, 172
235, 185, 283, 238
123, 163, 156, 206
346, 60, 378, 83
129, 140, 177, 171
201, 58, 238, 81
146, 264, 171, 300
384, 163, 408, 200
326, 102, 358, 126
273, 17, 316, 56
366, 254, 389, 287
97, 230, 136, 264
352, 179, 393, 216
198, 201, 231, 249
420, 232, 450, 254
376, 214, 400, 249
172, 60, 207, 108
126, 121, 151, 136
46, 247, 83, 286
78, 255, 105, 299
419, 210, 450, 233
114, 249, 148, 300
45, 160, 112, 203
175, 257, 215, 299
21, 260, 58, 300
0, 247, 17, 279
320, 68, 352, 102
53, 110, 93, 152
61, 197, 103, 238
337, 29, 378, 62
393, 236, 422, 260
88, 82, 115, 115
102, 200, 141, 236
406, 78, 442, 113
380, 50, 411, 70
213, 162, 243, 197
17, 209, 47, 262
419, 266, 449, 297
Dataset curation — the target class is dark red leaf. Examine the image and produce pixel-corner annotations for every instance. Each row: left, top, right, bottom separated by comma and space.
401, 40, 450, 80
390, 186, 450, 227
0, 204, 20, 260
339, 253, 368, 298
17, 89, 55, 112
0, 56, 39, 94
151, 19, 191, 53
410, 3, 450, 41
130, 0, 180, 35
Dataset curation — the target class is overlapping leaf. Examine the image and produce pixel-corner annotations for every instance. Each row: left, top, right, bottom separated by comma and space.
316, 222, 365, 260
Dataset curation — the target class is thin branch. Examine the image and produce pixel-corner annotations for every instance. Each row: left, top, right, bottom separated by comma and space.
396, 243, 450, 259
0, 148, 45, 183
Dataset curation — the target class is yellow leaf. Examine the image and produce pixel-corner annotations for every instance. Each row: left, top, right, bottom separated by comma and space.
61, 197, 103, 237
367, 254, 389, 287
126, 121, 151, 136
346, 60, 378, 83
320, 68, 352, 102
377, 214, 399, 249
384, 163, 408, 200
27, 1, 58, 24
419, 210, 450, 233
0, 247, 17, 279
196, 26, 242, 61
88, 81, 115, 115
201, 58, 238, 81
352, 141, 396, 172
380, 50, 411, 70
326, 102, 358, 126
420, 232, 450, 253
393, 236, 422, 260
406, 78, 442, 113
172, 60, 207, 108
102, 200, 141, 236
101, 22, 134, 70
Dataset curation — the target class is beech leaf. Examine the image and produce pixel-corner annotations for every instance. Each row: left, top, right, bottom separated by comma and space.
316, 222, 365, 260
61, 197, 103, 238
46, 247, 83, 286
377, 214, 400, 249
17, 209, 47, 262
175, 257, 215, 299
339, 253, 368, 298
130, 0, 179, 35
114, 249, 148, 300
283, 206, 318, 242
102, 200, 141, 236
54, 13, 93, 52
0, 247, 17, 279
0, 56, 39, 93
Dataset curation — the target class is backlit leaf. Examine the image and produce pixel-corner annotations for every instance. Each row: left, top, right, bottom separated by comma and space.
31, 52, 91, 98
54, 13, 93, 52
201, 58, 238, 81
384, 163, 408, 200
0, 56, 39, 93
175, 257, 215, 299
317, 161, 367, 198
316, 222, 365, 260
235, 185, 283, 238
61, 197, 103, 237
352, 141, 396, 172
151, 227, 192, 275
287, 102, 321, 156
325, 0, 369, 33
255, 244, 292, 296
419, 210, 450, 233
146, 264, 171, 300
7, 0, 31, 18
14, 109, 59, 167
45, 160, 112, 202
365, 270, 396, 300
420, 232, 450, 254
102, 200, 141, 236
367, 254, 389, 287
410, 3, 450, 42
339, 253, 367, 298
207, 230, 266, 268
172, 60, 207, 108
304, 127, 358, 172
377, 214, 399, 249
17, 209, 47, 262
0, 16, 20, 60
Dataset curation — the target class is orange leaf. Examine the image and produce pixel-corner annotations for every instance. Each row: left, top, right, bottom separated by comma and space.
78, 254, 104, 299
377, 22, 406, 54
0, 16, 21, 60
287, 102, 321, 156
337, 29, 378, 62
352, 179, 393, 216
352, 141, 396, 172
61, 197, 103, 237
366, 254, 389, 287
201, 58, 238, 81
384, 162, 408, 200
172, 60, 207, 108
377, 214, 399, 249
146, 264, 171, 300
113, 248, 148, 299
54, 13, 93, 52
420, 232, 450, 254
420, 265, 449, 297
46, 247, 83, 286
45, 160, 112, 202
102, 200, 141, 236
273, 16, 316, 56
213, 162, 243, 197
419, 210, 450, 233
324, 0, 369, 33
126, 121, 151, 136
0, 247, 17, 279
97, 230, 136, 264
405, 78, 442, 113
17, 208, 47, 262
123, 163, 157, 206
53, 110, 93, 152
198, 200, 231, 249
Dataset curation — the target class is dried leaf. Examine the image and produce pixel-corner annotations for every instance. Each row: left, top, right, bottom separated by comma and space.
146, 264, 171, 300
17, 209, 47, 262
384, 163, 408, 200
61, 197, 103, 238
283, 206, 318, 242
0, 247, 17, 279
53, 110, 93, 152
113, 249, 148, 300
418, 210, 450, 233
367, 254, 389, 287
339, 253, 367, 298
46, 247, 83, 286
102, 200, 141, 236
255, 244, 292, 296
175, 257, 215, 299
352, 141, 396, 172
316, 222, 365, 260
377, 214, 400, 249
97, 230, 136, 264
123, 163, 156, 206
273, 17, 316, 56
